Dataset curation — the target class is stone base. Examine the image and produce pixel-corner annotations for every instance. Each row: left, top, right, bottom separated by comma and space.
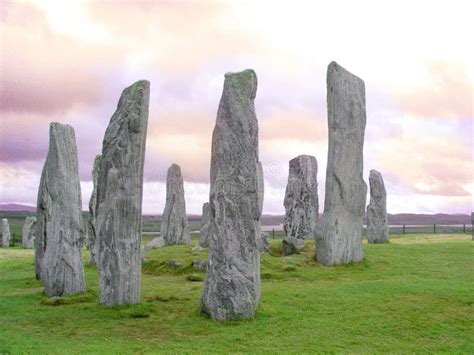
315, 207, 364, 266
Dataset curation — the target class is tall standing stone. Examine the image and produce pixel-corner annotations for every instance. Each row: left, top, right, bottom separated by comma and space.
471, 212, 473, 241
199, 202, 211, 247
315, 62, 367, 266
35, 123, 85, 296
367, 169, 389, 243
96, 80, 149, 306
161, 163, 191, 245
22, 216, 37, 248
2, 219, 10, 247
283, 155, 319, 240
87, 155, 102, 265
201, 69, 262, 320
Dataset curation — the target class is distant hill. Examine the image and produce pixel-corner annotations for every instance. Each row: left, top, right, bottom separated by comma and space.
385, 213, 472, 225
0, 204, 36, 212
1, 204, 471, 225
261, 213, 472, 226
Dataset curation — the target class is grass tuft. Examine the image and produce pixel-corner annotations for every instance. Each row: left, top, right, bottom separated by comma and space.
186, 274, 204, 282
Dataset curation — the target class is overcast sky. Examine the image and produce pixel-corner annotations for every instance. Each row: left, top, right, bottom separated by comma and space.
0, 0, 473, 214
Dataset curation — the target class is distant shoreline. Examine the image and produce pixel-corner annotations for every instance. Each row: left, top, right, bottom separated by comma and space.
1, 204, 471, 225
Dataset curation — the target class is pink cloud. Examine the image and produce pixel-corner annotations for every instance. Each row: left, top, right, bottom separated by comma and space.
394, 60, 473, 119
0, 3, 112, 114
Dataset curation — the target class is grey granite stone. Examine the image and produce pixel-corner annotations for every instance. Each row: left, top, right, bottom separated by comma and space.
282, 236, 304, 256
367, 169, 389, 243
200, 69, 262, 320
35, 122, 85, 296
87, 155, 102, 265
283, 155, 319, 240
193, 259, 208, 271
96, 80, 149, 306
161, 164, 191, 245
315, 62, 367, 266
22, 216, 36, 248
167, 259, 182, 268
199, 202, 211, 248
2, 219, 10, 248
143, 236, 165, 253
259, 232, 269, 253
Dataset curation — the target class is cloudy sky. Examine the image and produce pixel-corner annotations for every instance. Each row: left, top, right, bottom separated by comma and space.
0, 0, 473, 215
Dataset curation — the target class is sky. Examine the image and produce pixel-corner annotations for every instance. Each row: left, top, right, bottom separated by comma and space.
0, 0, 473, 215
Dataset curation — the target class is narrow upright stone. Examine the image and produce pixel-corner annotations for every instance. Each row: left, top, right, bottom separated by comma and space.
87, 155, 102, 265
96, 80, 149, 306
283, 155, 319, 240
471, 212, 473, 241
199, 202, 211, 247
200, 69, 262, 320
315, 62, 367, 266
161, 163, 191, 245
22, 216, 37, 248
35, 123, 85, 296
2, 219, 10, 247
367, 170, 389, 243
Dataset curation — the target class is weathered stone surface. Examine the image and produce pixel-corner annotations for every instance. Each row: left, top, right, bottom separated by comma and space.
2, 219, 10, 248
86, 155, 102, 265
283, 155, 319, 240
201, 69, 262, 321
35, 123, 85, 296
282, 237, 304, 256
161, 164, 191, 245
96, 80, 150, 306
193, 259, 207, 271
22, 216, 37, 248
259, 232, 269, 253
315, 62, 367, 266
471, 212, 473, 241
143, 236, 165, 253
367, 170, 389, 243
167, 259, 182, 268
199, 202, 211, 247
192, 245, 205, 252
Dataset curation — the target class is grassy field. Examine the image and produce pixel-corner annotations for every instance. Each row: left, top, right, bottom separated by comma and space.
0, 234, 473, 353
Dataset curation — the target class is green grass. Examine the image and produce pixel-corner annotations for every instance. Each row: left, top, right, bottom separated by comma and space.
0, 234, 473, 353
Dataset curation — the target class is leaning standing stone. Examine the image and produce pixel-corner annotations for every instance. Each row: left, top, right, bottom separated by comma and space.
283, 155, 319, 240
22, 216, 37, 248
367, 170, 389, 243
96, 80, 149, 306
87, 155, 102, 265
35, 122, 85, 296
161, 163, 191, 245
315, 62, 367, 266
200, 69, 262, 320
199, 202, 211, 248
2, 219, 10, 247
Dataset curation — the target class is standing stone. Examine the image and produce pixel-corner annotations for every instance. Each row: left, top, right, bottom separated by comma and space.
22, 216, 37, 248
282, 236, 304, 256
471, 212, 473, 241
199, 202, 211, 247
96, 80, 149, 306
2, 219, 10, 247
283, 155, 319, 240
87, 155, 102, 265
201, 69, 262, 320
367, 170, 389, 243
35, 122, 85, 296
161, 164, 191, 245
259, 232, 269, 253
315, 62, 367, 266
